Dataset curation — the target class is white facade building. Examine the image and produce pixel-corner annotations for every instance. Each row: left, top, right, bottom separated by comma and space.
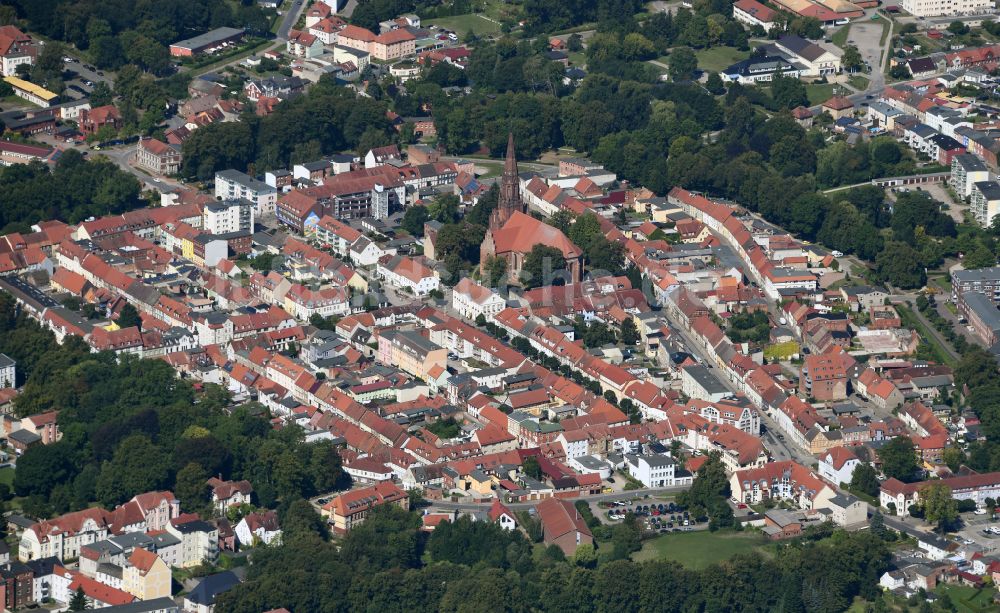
214, 169, 278, 216
203, 199, 255, 235
625, 454, 693, 488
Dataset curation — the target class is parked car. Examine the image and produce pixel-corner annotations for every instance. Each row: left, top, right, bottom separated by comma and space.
975, 508, 988, 515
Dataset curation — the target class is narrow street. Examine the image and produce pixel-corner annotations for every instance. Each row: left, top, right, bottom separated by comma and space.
661, 308, 815, 466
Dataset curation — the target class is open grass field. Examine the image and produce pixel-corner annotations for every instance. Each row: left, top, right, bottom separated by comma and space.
936, 585, 999, 613
632, 530, 768, 569
695, 46, 749, 74
426, 14, 500, 37
805, 83, 835, 105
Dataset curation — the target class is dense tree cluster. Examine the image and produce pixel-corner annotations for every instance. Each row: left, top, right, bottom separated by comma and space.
0, 150, 143, 234
182, 79, 394, 179
726, 311, 770, 346
0, 293, 347, 518
216, 498, 890, 613
7, 0, 270, 73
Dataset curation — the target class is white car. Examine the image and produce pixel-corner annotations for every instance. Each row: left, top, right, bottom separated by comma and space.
448, 33, 458, 41
975, 508, 987, 515
831, 250, 844, 257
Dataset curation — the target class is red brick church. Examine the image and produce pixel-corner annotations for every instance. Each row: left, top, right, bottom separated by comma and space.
480, 134, 583, 284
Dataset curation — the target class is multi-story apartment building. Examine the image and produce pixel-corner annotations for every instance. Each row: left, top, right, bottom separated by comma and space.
898, 0, 991, 17
203, 199, 255, 235
971, 180, 1000, 227
951, 266, 1000, 304
951, 153, 990, 199
214, 170, 277, 216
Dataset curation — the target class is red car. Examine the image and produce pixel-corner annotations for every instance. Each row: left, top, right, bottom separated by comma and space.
737, 503, 748, 509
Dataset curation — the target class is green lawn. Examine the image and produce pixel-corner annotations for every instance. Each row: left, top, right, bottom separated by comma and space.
0, 467, 13, 487
936, 584, 999, 613
426, 14, 500, 37
831, 24, 851, 47
632, 530, 768, 569
695, 46, 749, 74
805, 83, 835, 105
848, 75, 869, 91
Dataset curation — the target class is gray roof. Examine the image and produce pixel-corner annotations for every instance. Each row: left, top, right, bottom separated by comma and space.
953, 267, 1000, 282
185, 571, 242, 607
8, 429, 40, 445
974, 180, 1000, 201
0, 354, 13, 368
964, 292, 1000, 331
171, 27, 244, 52
683, 365, 728, 394
777, 35, 826, 62
628, 453, 675, 468
954, 153, 988, 172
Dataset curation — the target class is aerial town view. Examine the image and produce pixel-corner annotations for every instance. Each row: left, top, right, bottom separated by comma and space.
3, 0, 1000, 610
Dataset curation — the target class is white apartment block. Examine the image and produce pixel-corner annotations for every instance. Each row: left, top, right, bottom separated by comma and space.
899, 0, 992, 16
952, 153, 990, 199
971, 180, 1000, 227
203, 199, 254, 235
214, 169, 278, 216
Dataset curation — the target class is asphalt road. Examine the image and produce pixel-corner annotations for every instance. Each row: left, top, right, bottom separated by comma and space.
657, 306, 814, 465
277, 0, 308, 40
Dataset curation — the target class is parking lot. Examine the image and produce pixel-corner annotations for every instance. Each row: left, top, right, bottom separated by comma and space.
61, 55, 115, 100
955, 511, 1000, 552
595, 498, 707, 533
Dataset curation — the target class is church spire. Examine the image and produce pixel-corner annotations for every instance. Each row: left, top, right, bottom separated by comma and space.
504, 132, 517, 175
490, 133, 524, 231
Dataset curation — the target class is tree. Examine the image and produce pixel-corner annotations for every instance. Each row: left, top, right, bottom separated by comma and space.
481, 256, 507, 288
921, 482, 958, 533
567, 34, 583, 52
520, 244, 567, 289
842, 45, 864, 72
876, 242, 926, 289
572, 543, 597, 568
400, 205, 430, 236
962, 243, 996, 269
668, 47, 697, 82
89, 81, 113, 107
620, 317, 639, 346
942, 446, 966, 472
849, 462, 880, 497
428, 194, 460, 224
771, 73, 809, 109
522, 456, 542, 480
706, 72, 726, 95
870, 510, 887, 540
96, 434, 171, 506
947, 20, 969, 35
175, 462, 210, 513
880, 436, 919, 482
69, 586, 90, 611
114, 303, 142, 330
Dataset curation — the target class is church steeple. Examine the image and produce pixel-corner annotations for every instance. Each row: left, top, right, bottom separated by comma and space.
490, 133, 524, 231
